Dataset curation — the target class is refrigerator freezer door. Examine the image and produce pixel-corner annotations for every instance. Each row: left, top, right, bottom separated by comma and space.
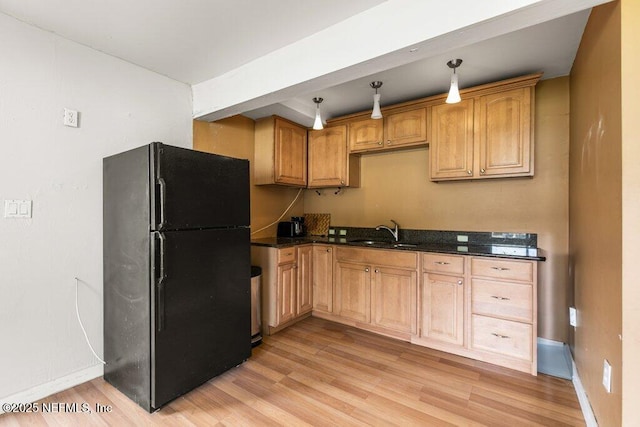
150, 143, 250, 231
150, 227, 251, 410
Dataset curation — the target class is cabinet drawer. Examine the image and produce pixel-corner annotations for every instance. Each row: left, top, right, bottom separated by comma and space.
471, 315, 532, 361
422, 253, 464, 275
472, 279, 533, 322
471, 258, 533, 282
278, 248, 296, 264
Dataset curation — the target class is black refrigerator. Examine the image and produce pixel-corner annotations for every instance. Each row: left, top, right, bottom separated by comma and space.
103, 142, 251, 412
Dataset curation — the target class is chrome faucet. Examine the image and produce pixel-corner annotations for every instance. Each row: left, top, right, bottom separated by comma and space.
376, 219, 400, 242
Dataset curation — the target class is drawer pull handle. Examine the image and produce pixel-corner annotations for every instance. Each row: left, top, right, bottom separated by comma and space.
490, 296, 510, 301
434, 261, 450, 265
490, 267, 510, 271
492, 333, 510, 339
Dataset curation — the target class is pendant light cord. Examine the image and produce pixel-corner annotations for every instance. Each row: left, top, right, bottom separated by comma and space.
75, 277, 106, 365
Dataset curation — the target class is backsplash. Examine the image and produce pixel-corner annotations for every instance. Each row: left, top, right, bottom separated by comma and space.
328, 226, 538, 247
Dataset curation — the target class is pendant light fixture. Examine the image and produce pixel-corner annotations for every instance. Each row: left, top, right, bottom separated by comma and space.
445, 59, 463, 104
370, 81, 383, 119
312, 97, 324, 130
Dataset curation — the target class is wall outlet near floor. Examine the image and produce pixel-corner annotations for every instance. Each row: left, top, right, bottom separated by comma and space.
602, 359, 612, 393
457, 235, 468, 242
569, 307, 577, 327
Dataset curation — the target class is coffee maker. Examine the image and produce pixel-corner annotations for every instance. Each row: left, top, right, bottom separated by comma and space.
291, 216, 305, 237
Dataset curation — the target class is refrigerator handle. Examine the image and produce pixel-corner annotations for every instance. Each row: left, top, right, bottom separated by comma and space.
156, 232, 166, 332
157, 177, 167, 229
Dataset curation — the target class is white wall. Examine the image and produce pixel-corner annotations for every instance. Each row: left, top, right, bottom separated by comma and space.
0, 13, 192, 400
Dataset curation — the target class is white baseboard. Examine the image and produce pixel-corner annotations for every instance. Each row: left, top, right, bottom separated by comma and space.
572, 359, 598, 427
0, 364, 103, 414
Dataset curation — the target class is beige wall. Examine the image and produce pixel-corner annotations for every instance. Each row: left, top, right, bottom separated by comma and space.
304, 77, 570, 342
620, 0, 640, 423
570, 2, 623, 425
193, 116, 304, 238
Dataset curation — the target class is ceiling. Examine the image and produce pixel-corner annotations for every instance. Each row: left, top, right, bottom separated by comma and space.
0, 1, 597, 127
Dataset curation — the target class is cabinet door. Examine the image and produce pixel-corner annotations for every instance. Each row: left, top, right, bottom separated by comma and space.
335, 261, 371, 323
308, 126, 348, 187
422, 273, 464, 345
296, 245, 313, 315
371, 267, 417, 334
274, 118, 307, 186
276, 263, 297, 325
312, 245, 334, 313
384, 108, 427, 148
348, 118, 384, 152
430, 99, 475, 180
477, 87, 532, 177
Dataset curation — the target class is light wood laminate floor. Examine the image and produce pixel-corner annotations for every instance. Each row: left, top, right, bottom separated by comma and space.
0, 317, 585, 426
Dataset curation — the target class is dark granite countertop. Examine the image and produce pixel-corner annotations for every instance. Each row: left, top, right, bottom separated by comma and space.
251, 234, 546, 262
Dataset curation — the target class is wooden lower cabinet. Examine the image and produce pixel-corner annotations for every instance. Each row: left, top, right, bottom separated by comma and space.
251, 245, 312, 335
276, 262, 297, 325
296, 245, 313, 315
372, 267, 417, 334
334, 261, 371, 323
254, 243, 538, 375
421, 272, 464, 345
312, 245, 333, 314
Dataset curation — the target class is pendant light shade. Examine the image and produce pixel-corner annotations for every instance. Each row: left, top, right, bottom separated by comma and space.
445, 59, 463, 104
370, 81, 383, 119
312, 97, 324, 130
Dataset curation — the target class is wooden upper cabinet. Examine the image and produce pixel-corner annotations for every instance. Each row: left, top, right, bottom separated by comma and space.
308, 125, 359, 188
384, 108, 427, 149
477, 87, 532, 177
430, 99, 475, 180
348, 118, 384, 152
347, 108, 427, 153
254, 116, 307, 187
429, 74, 539, 182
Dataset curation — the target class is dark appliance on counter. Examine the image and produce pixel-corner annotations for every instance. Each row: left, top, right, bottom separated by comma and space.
277, 216, 305, 237
103, 142, 251, 412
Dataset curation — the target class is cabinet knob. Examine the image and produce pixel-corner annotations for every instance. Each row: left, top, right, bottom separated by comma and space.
480, 168, 486, 174
457, 280, 463, 285
293, 264, 297, 269
377, 141, 383, 145
365, 268, 370, 272
326, 248, 331, 253
387, 140, 392, 145
340, 180, 345, 185
467, 170, 473, 175
375, 269, 379, 273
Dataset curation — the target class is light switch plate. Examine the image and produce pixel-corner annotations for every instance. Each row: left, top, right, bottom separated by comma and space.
603, 359, 612, 393
569, 307, 577, 327
4, 200, 32, 218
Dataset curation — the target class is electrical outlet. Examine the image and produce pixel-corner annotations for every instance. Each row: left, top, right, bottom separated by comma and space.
569, 307, 577, 327
64, 108, 79, 127
457, 235, 468, 243
603, 359, 612, 393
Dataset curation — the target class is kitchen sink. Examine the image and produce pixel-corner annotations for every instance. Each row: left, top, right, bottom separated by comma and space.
393, 243, 418, 248
348, 239, 392, 246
